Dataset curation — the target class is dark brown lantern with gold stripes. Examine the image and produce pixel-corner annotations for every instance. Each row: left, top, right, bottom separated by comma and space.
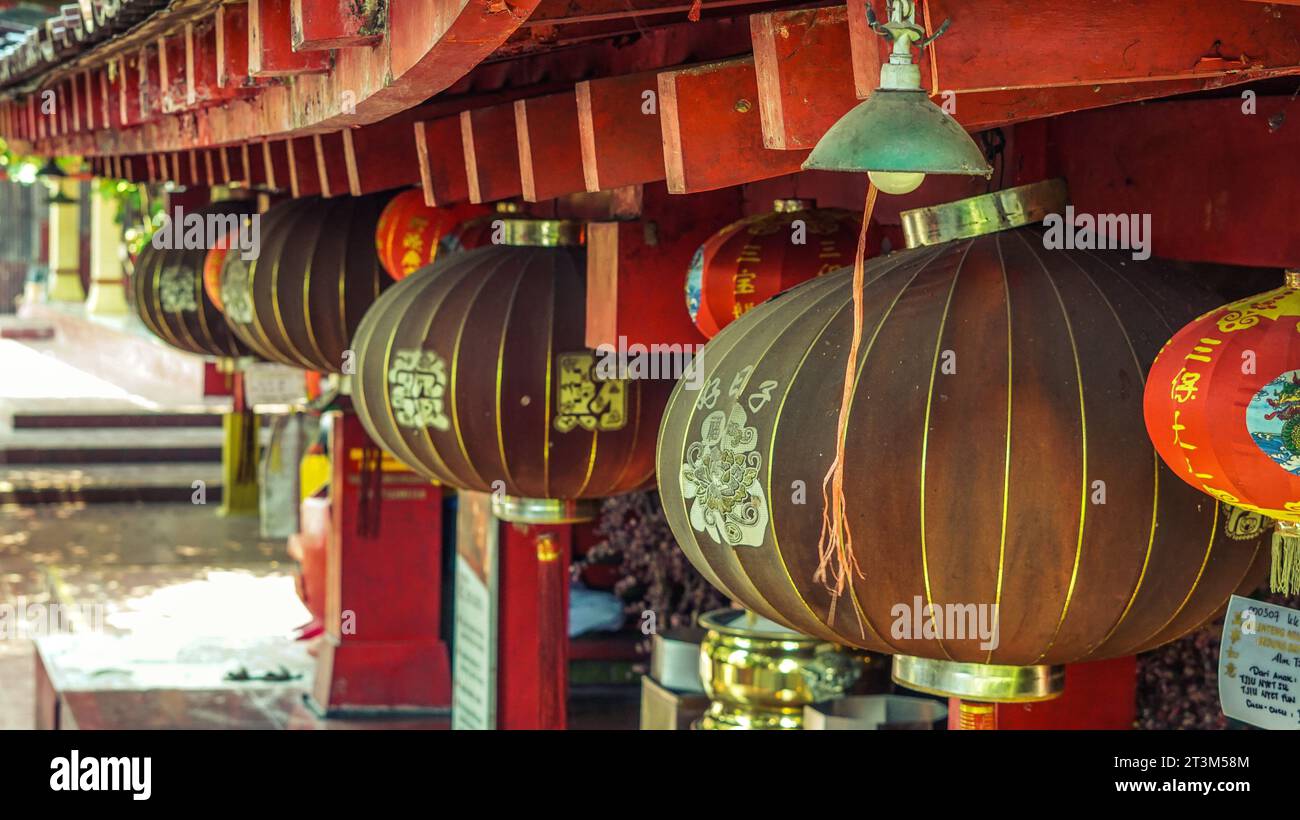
132, 201, 259, 359
352, 218, 671, 524
219, 194, 393, 373
656, 181, 1269, 696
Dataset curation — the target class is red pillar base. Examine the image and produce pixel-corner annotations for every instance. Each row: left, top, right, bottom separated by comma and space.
306, 411, 451, 717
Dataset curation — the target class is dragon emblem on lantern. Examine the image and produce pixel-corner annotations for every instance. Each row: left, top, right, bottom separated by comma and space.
1247, 370, 1300, 475
680, 403, 769, 548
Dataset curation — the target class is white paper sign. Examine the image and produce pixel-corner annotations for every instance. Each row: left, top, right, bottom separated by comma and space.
1218, 594, 1300, 730
242, 362, 306, 407
451, 492, 499, 730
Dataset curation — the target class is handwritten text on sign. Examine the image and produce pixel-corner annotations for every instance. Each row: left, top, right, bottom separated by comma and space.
1218, 594, 1300, 730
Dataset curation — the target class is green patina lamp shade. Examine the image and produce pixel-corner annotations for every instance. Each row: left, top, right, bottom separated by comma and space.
803, 89, 991, 180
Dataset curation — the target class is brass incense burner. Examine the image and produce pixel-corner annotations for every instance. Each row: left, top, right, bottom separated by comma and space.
696, 608, 865, 730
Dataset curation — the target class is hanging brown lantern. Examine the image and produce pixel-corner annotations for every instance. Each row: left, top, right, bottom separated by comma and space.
131, 200, 257, 358
685, 199, 872, 339
656, 181, 1269, 703
352, 217, 671, 523
220, 194, 393, 373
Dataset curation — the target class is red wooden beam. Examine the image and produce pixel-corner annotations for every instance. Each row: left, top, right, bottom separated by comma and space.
658, 57, 806, 194
585, 182, 733, 349
158, 34, 188, 114
249, 0, 331, 78
460, 103, 523, 204
751, 5, 859, 151
66, 79, 81, 134
575, 70, 666, 193
415, 116, 471, 207
203, 148, 219, 186
261, 139, 292, 191
217, 2, 257, 89
287, 135, 323, 197
81, 70, 97, 132
1048, 95, 1300, 269
758, 6, 1250, 148
314, 131, 350, 197
848, 0, 1300, 99
117, 55, 143, 128
100, 67, 119, 132
139, 45, 163, 123
291, 0, 385, 50
188, 16, 242, 107
514, 93, 587, 202
223, 144, 249, 187
343, 117, 423, 196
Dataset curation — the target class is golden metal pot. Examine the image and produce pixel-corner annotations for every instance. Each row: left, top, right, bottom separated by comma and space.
696, 608, 865, 730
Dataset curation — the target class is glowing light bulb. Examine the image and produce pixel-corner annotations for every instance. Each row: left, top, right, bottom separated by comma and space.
867, 170, 925, 195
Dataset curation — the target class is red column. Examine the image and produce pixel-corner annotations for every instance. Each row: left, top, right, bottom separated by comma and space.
497, 521, 573, 730
310, 411, 451, 714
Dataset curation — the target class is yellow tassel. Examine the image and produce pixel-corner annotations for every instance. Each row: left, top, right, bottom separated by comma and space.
1271, 528, 1300, 596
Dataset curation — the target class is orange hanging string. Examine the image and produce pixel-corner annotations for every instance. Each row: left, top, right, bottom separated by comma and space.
814, 182, 878, 633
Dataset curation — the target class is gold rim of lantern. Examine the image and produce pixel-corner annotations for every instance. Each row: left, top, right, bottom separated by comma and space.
900, 178, 1069, 249
491, 494, 600, 524
892, 655, 1066, 703
495, 217, 585, 248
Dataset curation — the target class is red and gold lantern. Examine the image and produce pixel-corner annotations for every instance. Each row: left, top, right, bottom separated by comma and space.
352, 218, 672, 523
373, 189, 488, 281
658, 182, 1269, 705
1144, 271, 1300, 592
202, 238, 232, 312
685, 199, 871, 338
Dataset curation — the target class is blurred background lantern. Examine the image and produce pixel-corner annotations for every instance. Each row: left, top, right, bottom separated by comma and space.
657, 180, 1269, 709
1144, 271, 1300, 593
220, 193, 393, 373
202, 235, 233, 312
131, 200, 259, 359
352, 217, 671, 524
374, 188, 489, 281
436, 200, 522, 256
685, 199, 872, 338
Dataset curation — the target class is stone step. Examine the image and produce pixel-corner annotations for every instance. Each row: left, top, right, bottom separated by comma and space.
0, 462, 224, 505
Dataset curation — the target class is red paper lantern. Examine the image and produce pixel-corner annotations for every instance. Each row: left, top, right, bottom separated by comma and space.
685, 199, 873, 338
202, 240, 231, 312
1144, 271, 1300, 591
374, 189, 488, 281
